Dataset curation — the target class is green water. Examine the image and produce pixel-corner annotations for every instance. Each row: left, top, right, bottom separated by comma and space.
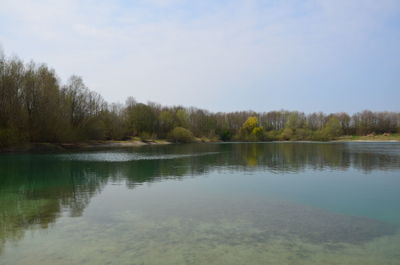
1, 142, 400, 265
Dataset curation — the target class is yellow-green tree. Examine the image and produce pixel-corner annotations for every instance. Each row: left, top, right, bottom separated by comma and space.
322, 116, 342, 139
241, 116, 258, 134
240, 116, 264, 141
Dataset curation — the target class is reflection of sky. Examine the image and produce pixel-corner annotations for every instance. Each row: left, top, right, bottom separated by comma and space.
1, 0, 399, 112
199, 168, 400, 225
84, 167, 400, 227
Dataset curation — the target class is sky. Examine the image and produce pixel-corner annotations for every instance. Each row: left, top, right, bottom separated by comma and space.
1, 0, 399, 113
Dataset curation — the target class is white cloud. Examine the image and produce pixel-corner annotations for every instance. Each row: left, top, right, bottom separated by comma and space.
1, 0, 399, 112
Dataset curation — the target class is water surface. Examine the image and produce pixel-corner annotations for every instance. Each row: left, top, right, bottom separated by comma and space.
1, 143, 400, 265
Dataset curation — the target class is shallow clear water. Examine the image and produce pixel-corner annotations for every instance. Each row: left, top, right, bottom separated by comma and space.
1, 142, 400, 265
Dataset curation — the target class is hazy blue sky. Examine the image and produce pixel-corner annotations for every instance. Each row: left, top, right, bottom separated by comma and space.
1, 0, 399, 113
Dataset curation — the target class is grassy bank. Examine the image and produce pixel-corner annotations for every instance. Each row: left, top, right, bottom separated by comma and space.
1, 134, 399, 153
336, 134, 400, 142
0, 139, 172, 153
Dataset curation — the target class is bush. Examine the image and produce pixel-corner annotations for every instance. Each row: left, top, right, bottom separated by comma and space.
83, 119, 106, 140
265, 130, 280, 141
293, 128, 312, 140
310, 130, 329, 141
0, 128, 28, 147
168, 127, 194, 143
139, 132, 157, 142
219, 130, 232, 141
250, 127, 264, 141
322, 117, 342, 139
280, 128, 294, 140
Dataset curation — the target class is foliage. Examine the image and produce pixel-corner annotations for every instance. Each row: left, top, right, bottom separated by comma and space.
264, 130, 280, 141
168, 127, 194, 143
0, 51, 400, 147
126, 103, 157, 136
241, 116, 259, 134
239, 117, 264, 141
251, 127, 264, 141
280, 128, 293, 140
0, 128, 28, 147
322, 116, 342, 139
218, 130, 232, 141
159, 110, 174, 138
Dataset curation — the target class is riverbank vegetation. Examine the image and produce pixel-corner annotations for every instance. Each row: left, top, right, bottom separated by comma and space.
1, 51, 399, 148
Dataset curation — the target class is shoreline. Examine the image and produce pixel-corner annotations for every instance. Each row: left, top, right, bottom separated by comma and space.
0, 140, 172, 153
333, 140, 400, 143
1, 138, 399, 153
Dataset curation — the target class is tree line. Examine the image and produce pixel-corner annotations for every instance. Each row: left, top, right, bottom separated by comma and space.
1, 51, 399, 147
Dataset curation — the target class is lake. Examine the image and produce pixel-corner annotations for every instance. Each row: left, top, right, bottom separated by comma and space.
1, 142, 400, 265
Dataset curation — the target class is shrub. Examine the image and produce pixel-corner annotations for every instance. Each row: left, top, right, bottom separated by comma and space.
322, 117, 342, 139
265, 130, 280, 141
0, 128, 28, 147
310, 130, 329, 141
250, 127, 264, 141
168, 127, 194, 143
139, 132, 156, 142
280, 128, 294, 140
219, 130, 232, 141
83, 119, 106, 140
294, 128, 312, 140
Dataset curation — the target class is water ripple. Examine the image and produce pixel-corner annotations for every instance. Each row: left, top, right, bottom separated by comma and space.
57, 152, 219, 162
